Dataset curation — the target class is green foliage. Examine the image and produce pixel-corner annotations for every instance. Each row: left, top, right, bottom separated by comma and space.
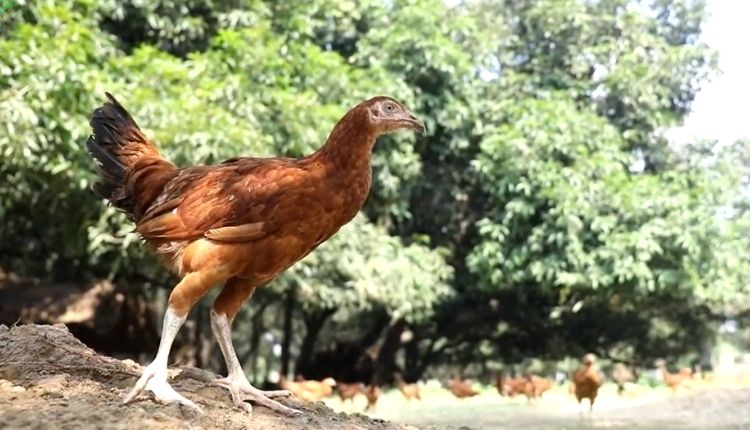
0, 0, 448, 339
285, 215, 453, 324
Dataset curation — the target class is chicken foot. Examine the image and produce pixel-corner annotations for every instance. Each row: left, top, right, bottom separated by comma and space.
210, 310, 302, 416
123, 307, 201, 412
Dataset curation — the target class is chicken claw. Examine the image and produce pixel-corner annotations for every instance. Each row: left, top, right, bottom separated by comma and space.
213, 375, 302, 416
124, 364, 202, 413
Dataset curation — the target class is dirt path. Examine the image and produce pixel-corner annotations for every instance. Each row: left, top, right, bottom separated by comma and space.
0, 324, 410, 430
602, 388, 750, 430
355, 385, 750, 430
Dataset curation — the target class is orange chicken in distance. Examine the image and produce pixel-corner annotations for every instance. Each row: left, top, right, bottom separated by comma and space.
572, 353, 604, 413
86, 93, 424, 416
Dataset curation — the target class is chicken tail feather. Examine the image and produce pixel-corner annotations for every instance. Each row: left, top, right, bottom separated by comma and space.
86, 92, 176, 221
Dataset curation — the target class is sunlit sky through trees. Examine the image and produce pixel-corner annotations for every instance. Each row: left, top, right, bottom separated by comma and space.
668, 0, 750, 146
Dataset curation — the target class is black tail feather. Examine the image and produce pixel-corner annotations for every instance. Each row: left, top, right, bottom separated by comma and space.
86, 92, 169, 218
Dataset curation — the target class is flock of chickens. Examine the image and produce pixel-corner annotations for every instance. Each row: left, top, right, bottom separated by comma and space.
273, 370, 559, 413
276, 353, 697, 414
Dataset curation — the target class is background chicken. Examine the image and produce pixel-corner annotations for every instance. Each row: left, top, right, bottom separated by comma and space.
86, 93, 423, 416
496, 374, 531, 399
446, 377, 480, 399
336, 381, 364, 404
279, 377, 337, 402
658, 362, 693, 394
364, 384, 381, 412
394, 373, 421, 401
572, 353, 603, 413
497, 374, 551, 402
528, 375, 554, 399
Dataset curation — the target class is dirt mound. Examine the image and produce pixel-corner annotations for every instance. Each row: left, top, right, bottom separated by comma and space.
0, 324, 413, 430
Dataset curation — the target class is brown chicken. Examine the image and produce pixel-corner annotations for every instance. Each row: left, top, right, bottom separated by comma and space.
86, 93, 424, 416
528, 375, 553, 399
572, 353, 603, 413
336, 381, 364, 403
364, 384, 381, 411
659, 363, 692, 394
447, 377, 480, 399
497, 375, 530, 398
394, 373, 421, 401
279, 377, 336, 402
497, 374, 551, 401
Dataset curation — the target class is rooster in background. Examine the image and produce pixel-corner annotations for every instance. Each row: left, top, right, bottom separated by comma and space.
572, 353, 603, 413
86, 93, 424, 416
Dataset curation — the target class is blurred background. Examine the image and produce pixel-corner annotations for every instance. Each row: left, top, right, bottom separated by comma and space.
1, 0, 750, 428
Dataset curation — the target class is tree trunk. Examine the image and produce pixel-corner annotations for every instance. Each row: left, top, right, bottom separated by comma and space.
295, 308, 335, 377
414, 334, 442, 379
404, 333, 420, 382
372, 317, 407, 386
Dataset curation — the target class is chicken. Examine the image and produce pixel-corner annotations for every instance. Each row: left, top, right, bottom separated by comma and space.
364, 384, 381, 412
447, 377, 479, 399
497, 374, 551, 401
572, 353, 603, 413
279, 377, 336, 402
394, 373, 421, 401
336, 381, 364, 403
611, 363, 635, 395
496, 375, 530, 398
85, 93, 424, 416
528, 375, 553, 399
659, 363, 692, 394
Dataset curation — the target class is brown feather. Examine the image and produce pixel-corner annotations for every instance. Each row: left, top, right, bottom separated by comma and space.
204, 222, 266, 243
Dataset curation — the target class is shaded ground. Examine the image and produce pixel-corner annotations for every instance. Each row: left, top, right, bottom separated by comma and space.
0, 324, 410, 430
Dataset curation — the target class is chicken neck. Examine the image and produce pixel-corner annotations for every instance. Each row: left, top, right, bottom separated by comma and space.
305, 110, 377, 225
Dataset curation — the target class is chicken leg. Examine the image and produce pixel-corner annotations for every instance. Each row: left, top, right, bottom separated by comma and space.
210, 309, 301, 416
123, 306, 201, 411
209, 277, 301, 416
123, 269, 224, 411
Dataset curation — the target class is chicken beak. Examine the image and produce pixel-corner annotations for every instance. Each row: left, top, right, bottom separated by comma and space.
404, 112, 426, 133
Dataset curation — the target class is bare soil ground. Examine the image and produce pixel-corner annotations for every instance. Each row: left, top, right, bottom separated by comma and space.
371, 388, 750, 430
2, 323, 749, 430
342, 381, 750, 430
0, 324, 412, 430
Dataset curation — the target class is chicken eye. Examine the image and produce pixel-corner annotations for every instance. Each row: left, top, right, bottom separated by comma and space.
384, 103, 396, 113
